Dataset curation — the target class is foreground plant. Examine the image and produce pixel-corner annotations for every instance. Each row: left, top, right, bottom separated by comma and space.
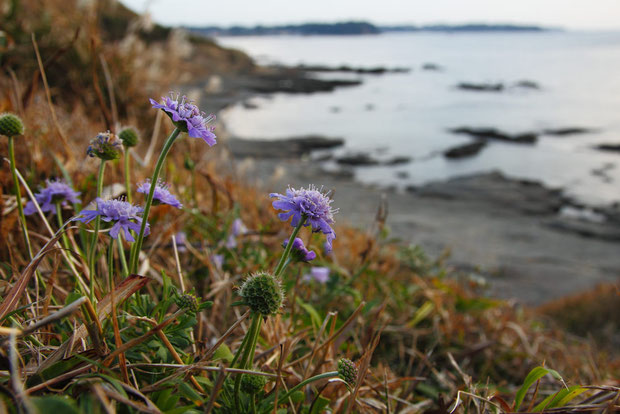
1, 112, 32, 257
130, 93, 216, 273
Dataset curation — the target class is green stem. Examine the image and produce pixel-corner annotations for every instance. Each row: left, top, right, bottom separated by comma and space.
130, 128, 181, 274
274, 218, 305, 277
55, 202, 72, 252
266, 371, 339, 412
234, 313, 262, 413
8, 136, 33, 259
88, 160, 106, 301
124, 150, 132, 203
117, 234, 128, 277
108, 238, 115, 293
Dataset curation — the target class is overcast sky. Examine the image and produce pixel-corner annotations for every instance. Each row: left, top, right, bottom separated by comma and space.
119, 0, 620, 30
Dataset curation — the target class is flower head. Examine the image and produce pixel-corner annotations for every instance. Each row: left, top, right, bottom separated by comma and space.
75, 198, 149, 242
150, 93, 217, 146
175, 293, 200, 314
87, 131, 123, 160
137, 179, 182, 209
23, 179, 81, 216
0, 113, 25, 137
241, 374, 267, 395
270, 185, 337, 252
118, 126, 139, 147
303, 267, 330, 284
283, 237, 316, 262
337, 358, 358, 386
239, 272, 284, 316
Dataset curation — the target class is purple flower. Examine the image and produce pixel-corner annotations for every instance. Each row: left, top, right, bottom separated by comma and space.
283, 237, 316, 262
175, 231, 188, 252
211, 254, 224, 270
24, 179, 81, 215
75, 198, 149, 242
137, 179, 183, 209
150, 93, 217, 146
270, 185, 337, 252
225, 218, 247, 249
303, 267, 330, 284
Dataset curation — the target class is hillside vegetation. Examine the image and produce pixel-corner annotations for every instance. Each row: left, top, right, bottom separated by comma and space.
0, 1, 617, 413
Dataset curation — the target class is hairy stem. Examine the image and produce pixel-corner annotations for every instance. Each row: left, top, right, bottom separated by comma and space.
124, 150, 132, 203
88, 160, 106, 302
8, 136, 33, 259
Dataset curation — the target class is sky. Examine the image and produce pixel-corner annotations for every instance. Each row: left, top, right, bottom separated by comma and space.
120, 0, 620, 30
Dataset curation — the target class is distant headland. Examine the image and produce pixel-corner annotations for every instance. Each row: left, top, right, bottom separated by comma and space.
187, 21, 551, 36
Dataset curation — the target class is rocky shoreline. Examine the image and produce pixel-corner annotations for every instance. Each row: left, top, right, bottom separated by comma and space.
219, 131, 620, 305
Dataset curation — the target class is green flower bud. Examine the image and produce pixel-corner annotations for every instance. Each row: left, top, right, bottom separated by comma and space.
240, 374, 267, 394
239, 272, 283, 316
86, 132, 123, 161
0, 113, 25, 137
175, 293, 199, 314
183, 156, 195, 171
337, 358, 358, 386
118, 127, 139, 147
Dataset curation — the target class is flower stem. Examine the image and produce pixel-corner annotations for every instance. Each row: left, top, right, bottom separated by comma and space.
8, 136, 33, 259
124, 150, 132, 203
88, 160, 106, 301
129, 127, 181, 274
267, 371, 339, 411
117, 233, 129, 277
274, 218, 306, 277
55, 202, 72, 253
234, 312, 262, 413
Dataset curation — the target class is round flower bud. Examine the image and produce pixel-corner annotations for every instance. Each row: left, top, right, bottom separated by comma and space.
176, 293, 199, 314
239, 273, 283, 316
118, 127, 139, 147
0, 113, 25, 137
86, 131, 123, 161
240, 374, 267, 395
337, 358, 358, 386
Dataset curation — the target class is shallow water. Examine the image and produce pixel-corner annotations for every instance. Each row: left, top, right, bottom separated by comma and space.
217, 31, 620, 204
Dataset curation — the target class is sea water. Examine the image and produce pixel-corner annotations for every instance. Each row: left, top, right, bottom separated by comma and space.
216, 31, 620, 204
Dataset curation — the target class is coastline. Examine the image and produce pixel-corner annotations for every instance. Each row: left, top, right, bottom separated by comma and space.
223, 141, 620, 306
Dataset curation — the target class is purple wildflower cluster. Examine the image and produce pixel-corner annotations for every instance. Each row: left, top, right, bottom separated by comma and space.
75, 198, 149, 241
283, 238, 316, 262
150, 94, 217, 146
24, 179, 81, 216
270, 185, 337, 252
137, 179, 183, 209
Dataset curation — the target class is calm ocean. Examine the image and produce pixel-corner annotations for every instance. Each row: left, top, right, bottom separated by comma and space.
217, 32, 620, 204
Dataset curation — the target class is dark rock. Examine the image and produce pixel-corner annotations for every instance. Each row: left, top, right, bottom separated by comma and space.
297, 64, 410, 74
417, 171, 566, 215
543, 127, 595, 136
422, 63, 442, 71
229, 135, 344, 158
336, 153, 380, 166
385, 156, 411, 165
242, 74, 361, 94
457, 82, 504, 92
444, 141, 487, 159
545, 219, 620, 241
595, 143, 620, 152
450, 127, 537, 144
514, 80, 540, 89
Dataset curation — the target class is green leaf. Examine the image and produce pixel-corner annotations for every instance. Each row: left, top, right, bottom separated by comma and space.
310, 396, 331, 414
178, 380, 204, 405
213, 343, 234, 362
31, 396, 80, 414
407, 301, 434, 327
532, 386, 586, 412
288, 390, 305, 404
514, 366, 563, 410
296, 297, 322, 330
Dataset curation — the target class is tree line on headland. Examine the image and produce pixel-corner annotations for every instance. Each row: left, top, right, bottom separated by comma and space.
188, 21, 549, 36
